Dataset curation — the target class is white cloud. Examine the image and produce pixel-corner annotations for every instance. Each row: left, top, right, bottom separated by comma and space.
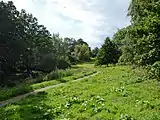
3, 0, 130, 48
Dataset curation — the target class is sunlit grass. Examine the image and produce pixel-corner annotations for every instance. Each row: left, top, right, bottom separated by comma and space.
0, 65, 160, 119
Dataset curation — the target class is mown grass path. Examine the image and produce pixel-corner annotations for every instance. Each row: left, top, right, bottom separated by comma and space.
0, 71, 100, 108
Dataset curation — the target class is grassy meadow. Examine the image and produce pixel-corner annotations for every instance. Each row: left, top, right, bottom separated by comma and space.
0, 63, 160, 120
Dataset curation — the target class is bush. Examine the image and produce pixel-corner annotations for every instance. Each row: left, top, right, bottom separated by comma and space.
39, 55, 57, 73
148, 61, 160, 80
68, 55, 78, 65
57, 59, 71, 69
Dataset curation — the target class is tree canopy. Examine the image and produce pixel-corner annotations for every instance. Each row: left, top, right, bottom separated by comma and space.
111, 0, 160, 66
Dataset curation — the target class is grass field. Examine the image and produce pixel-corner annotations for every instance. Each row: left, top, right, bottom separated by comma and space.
1, 64, 160, 120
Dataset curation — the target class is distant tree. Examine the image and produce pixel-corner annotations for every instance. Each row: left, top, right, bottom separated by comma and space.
76, 38, 88, 46
52, 34, 71, 69
96, 37, 120, 66
74, 44, 90, 61
63, 37, 77, 64
92, 47, 99, 58
64, 37, 76, 53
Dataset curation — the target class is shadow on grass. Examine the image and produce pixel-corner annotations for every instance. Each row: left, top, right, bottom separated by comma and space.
71, 65, 80, 69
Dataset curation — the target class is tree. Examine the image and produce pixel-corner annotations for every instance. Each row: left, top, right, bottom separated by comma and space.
96, 37, 120, 66
92, 47, 99, 58
74, 44, 91, 62
0, 1, 64, 86
76, 38, 88, 46
112, 27, 130, 48
0, 1, 28, 85
63, 37, 77, 64
0, 1, 92, 86
52, 34, 71, 69
127, 0, 160, 65
111, 0, 160, 66
112, 26, 135, 64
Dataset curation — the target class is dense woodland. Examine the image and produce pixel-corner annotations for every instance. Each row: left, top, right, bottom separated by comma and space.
1, 0, 160, 87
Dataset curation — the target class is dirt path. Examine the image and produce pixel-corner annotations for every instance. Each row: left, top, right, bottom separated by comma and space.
0, 72, 100, 108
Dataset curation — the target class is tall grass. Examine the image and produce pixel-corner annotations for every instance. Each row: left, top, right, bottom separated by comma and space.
43, 69, 75, 81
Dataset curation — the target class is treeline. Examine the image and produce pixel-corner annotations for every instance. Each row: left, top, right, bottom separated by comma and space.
0, 1, 91, 86
97, 0, 160, 80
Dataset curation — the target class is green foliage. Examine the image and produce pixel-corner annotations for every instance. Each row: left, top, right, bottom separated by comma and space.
39, 54, 57, 73
57, 59, 71, 70
0, 1, 92, 86
112, 0, 160, 80
0, 84, 33, 101
0, 1, 56, 86
96, 37, 120, 66
74, 44, 91, 62
114, 0, 160, 66
113, 27, 129, 48
148, 61, 160, 80
91, 47, 99, 58
76, 38, 88, 46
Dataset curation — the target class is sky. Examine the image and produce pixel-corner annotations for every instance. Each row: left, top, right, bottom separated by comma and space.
3, 0, 131, 48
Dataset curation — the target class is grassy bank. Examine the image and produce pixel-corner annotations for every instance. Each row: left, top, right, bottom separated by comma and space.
0, 64, 96, 101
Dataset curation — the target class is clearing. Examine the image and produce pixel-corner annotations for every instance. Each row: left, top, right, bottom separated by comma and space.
0, 64, 160, 120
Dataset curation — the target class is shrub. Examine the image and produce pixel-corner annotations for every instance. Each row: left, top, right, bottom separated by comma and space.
39, 55, 57, 73
148, 61, 160, 80
68, 55, 78, 65
57, 59, 71, 69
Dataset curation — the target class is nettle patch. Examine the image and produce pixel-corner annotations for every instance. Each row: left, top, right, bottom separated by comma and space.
135, 100, 156, 111
78, 96, 106, 115
120, 114, 135, 120
110, 86, 129, 97
51, 96, 108, 118
64, 96, 83, 109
